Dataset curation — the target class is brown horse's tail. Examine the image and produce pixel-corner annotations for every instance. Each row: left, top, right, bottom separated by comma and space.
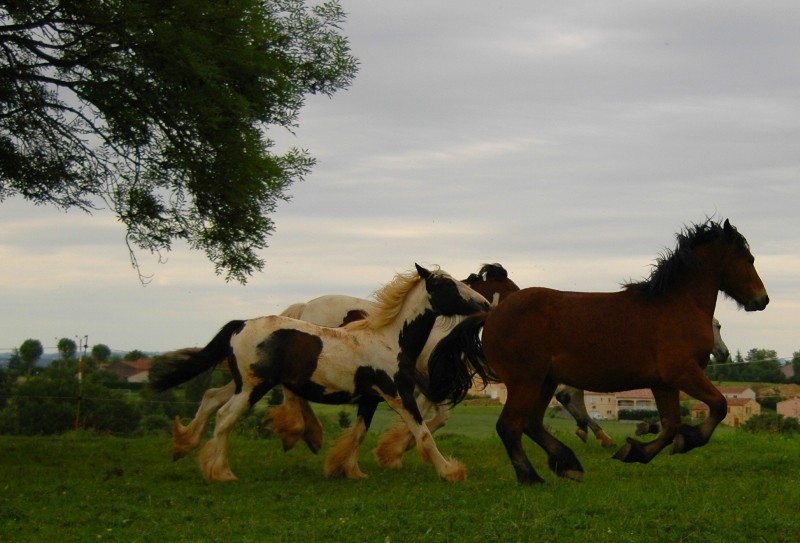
148, 320, 245, 393
426, 312, 497, 405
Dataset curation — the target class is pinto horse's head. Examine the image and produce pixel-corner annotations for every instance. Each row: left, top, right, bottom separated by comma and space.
718, 219, 769, 312
416, 263, 491, 316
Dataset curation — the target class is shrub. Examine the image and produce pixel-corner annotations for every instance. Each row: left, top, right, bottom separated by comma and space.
11, 368, 78, 434
140, 414, 172, 435
80, 382, 142, 434
337, 410, 352, 428
741, 412, 800, 435
618, 409, 660, 422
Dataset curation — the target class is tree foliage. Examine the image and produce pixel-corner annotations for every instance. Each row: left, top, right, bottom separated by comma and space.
17, 338, 43, 375
706, 348, 785, 384
0, 0, 358, 281
91, 343, 111, 363
57, 337, 77, 361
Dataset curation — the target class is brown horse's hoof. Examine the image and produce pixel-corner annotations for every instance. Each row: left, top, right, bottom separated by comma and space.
671, 433, 685, 454
563, 469, 584, 482
596, 430, 616, 448
612, 438, 651, 464
612, 441, 632, 461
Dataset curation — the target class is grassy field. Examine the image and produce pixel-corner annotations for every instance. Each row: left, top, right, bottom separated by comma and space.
1, 405, 798, 542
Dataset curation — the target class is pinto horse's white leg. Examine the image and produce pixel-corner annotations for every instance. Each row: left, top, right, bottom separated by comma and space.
324, 419, 369, 479
173, 381, 235, 460
382, 395, 465, 482
324, 399, 379, 479
198, 391, 250, 482
375, 395, 448, 469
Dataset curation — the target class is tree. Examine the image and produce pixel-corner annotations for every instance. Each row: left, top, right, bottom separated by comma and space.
0, 0, 358, 282
791, 351, 800, 385
91, 344, 111, 363
741, 349, 783, 383
123, 349, 145, 361
56, 337, 77, 361
18, 338, 43, 376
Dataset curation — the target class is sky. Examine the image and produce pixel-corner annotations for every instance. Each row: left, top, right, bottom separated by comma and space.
1, 1, 798, 360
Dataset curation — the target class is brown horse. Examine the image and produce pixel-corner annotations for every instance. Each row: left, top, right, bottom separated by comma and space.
428, 219, 768, 484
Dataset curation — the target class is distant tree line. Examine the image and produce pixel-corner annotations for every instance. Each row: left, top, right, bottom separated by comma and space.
0, 337, 285, 436
0, 339, 798, 436
705, 348, 800, 384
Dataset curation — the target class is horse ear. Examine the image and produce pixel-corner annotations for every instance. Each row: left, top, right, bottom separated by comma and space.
723, 219, 732, 233
415, 263, 431, 279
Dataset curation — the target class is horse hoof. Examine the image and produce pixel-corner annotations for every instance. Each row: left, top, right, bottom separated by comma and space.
304, 435, 323, 455
563, 470, 584, 482
612, 441, 633, 462
440, 460, 467, 482
575, 428, 589, 443
671, 434, 685, 455
172, 448, 189, 461
596, 431, 616, 447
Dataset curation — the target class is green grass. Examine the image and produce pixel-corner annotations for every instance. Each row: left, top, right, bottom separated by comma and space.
1, 408, 798, 543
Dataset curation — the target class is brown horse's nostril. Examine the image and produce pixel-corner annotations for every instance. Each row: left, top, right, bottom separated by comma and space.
746, 295, 769, 312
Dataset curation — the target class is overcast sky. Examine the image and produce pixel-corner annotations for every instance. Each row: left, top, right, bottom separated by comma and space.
1, 1, 798, 360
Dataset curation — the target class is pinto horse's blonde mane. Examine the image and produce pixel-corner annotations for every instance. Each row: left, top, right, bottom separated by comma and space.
346, 267, 436, 330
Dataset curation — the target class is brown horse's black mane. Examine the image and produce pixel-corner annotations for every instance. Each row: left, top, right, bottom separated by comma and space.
623, 219, 749, 297
463, 263, 509, 285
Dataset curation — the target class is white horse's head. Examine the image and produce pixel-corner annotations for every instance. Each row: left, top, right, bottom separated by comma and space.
711, 317, 729, 362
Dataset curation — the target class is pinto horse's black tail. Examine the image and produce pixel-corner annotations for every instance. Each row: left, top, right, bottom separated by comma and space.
426, 312, 498, 406
148, 320, 246, 393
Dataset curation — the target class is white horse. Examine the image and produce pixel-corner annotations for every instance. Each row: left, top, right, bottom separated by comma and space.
149, 265, 490, 482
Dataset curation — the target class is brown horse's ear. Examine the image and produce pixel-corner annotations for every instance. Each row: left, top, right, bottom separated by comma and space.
723, 219, 734, 238
415, 263, 431, 279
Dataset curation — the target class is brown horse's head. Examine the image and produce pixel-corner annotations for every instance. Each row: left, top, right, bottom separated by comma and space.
718, 219, 769, 311
462, 263, 521, 306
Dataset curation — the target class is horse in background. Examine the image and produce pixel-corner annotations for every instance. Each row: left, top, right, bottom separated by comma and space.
149, 264, 490, 482
428, 219, 768, 484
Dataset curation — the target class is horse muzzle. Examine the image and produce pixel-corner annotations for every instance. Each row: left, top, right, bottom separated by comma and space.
744, 294, 769, 312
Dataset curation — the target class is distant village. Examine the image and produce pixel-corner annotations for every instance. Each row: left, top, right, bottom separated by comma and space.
71, 352, 800, 427
472, 373, 800, 427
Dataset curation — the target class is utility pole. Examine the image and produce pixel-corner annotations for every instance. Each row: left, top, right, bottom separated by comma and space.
74, 335, 88, 431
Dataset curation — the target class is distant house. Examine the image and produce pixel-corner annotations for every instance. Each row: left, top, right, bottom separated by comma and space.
777, 397, 800, 419
105, 357, 151, 383
582, 391, 617, 420
718, 386, 756, 401
691, 397, 760, 427
468, 382, 507, 404
615, 389, 656, 412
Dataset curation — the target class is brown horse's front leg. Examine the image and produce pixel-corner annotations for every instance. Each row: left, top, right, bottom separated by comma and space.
671, 375, 727, 455
612, 388, 680, 464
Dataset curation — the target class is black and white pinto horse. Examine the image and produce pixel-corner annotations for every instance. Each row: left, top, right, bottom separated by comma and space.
149, 264, 490, 482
